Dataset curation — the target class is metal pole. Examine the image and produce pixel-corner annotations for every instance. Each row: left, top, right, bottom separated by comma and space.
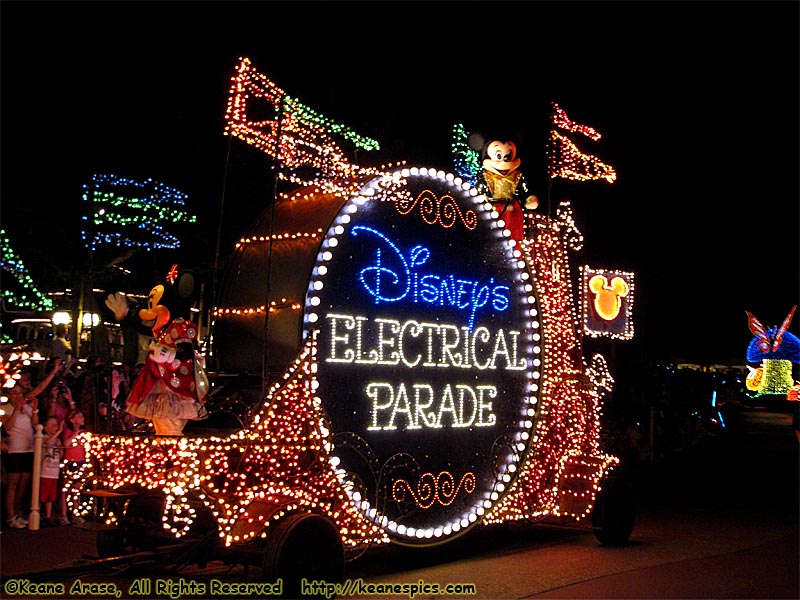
75, 279, 85, 358
212, 137, 233, 305
262, 96, 284, 388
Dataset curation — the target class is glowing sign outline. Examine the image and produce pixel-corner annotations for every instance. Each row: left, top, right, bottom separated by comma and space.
304, 166, 541, 545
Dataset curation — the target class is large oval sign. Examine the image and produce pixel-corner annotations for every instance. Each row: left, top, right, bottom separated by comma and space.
305, 167, 541, 545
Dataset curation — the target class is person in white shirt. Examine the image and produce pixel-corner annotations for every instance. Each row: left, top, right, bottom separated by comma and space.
50, 323, 73, 366
1, 361, 62, 528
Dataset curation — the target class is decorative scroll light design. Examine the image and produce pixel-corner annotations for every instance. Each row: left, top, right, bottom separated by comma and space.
394, 189, 478, 231
368, 170, 478, 232
377, 452, 419, 516
392, 471, 476, 509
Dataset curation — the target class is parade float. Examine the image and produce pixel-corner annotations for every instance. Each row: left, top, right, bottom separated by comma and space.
744, 306, 800, 406
63, 57, 637, 596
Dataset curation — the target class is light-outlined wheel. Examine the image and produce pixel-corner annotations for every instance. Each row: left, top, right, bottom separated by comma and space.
262, 513, 344, 599
124, 492, 166, 551
591, 476, 636, 546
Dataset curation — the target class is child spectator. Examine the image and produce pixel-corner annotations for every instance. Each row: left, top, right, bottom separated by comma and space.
39, 416, 65, 525
59, 408, 87, 524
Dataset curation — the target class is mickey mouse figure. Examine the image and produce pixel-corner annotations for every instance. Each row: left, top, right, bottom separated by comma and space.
105, 267, 208, 436
469, 133, 539, 241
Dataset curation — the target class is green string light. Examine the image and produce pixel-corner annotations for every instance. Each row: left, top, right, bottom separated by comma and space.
0, 229, 55, 312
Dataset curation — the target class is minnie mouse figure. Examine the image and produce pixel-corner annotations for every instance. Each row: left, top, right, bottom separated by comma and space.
105, 267, 208, 435
469, 133, 539, 242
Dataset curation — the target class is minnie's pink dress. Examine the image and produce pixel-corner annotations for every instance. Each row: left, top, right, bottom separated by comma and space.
126, 318, 208, 434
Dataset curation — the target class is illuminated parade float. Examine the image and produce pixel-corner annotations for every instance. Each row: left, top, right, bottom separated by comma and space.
744, 306, 800, 405
63, 58, 637, 594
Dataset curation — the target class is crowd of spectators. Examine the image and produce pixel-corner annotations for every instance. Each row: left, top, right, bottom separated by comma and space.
1, 360, 63, 528
1, 343, 146, 529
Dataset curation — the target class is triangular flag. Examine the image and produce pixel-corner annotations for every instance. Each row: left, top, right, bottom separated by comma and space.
223, 57, 380, 193
548, 103, 616, 183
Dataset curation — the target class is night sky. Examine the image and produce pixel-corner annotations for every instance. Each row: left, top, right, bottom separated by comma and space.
1, 1, 798, 366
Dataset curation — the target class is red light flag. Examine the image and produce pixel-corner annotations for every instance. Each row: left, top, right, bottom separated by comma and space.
548, 103, 617, 183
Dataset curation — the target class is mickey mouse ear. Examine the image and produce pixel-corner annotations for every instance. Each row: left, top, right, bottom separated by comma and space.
467, 132, 486, 152
175, 270, 196, 299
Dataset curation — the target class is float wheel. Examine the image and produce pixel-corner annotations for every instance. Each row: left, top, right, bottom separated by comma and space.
591, 476, 636, 546
123, 493, 166, 551
262, 513, 344, 599
96, 528, 127, 558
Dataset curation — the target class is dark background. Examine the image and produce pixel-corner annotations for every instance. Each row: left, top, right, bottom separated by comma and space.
1, 1, 798, 366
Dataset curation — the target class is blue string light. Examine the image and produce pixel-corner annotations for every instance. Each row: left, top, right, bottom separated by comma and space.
80, 173, 196, 252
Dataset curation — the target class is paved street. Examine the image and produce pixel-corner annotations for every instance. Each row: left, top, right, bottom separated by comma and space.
1, 404, 797, 599
342, 404, 799, 598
